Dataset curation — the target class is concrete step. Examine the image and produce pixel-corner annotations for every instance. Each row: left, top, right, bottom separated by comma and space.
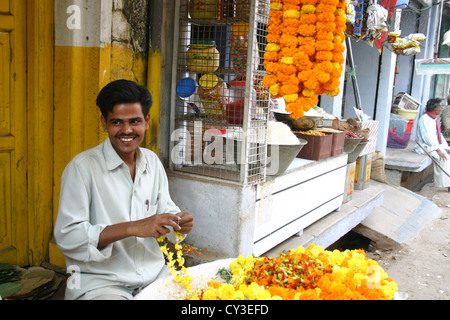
353, 181, 442, 249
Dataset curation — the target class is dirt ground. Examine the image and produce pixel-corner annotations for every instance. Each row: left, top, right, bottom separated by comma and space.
365, 182, 450, 300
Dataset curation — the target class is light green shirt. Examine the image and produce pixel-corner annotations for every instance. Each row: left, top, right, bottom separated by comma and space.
54, 138, 182, 300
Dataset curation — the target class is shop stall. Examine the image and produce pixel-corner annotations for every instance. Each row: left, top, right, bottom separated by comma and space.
168, 0, 374, 258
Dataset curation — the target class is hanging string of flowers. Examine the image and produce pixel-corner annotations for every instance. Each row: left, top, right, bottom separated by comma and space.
263, 0, 347, 120
157, 232, 195, 294
186, 244, 398, 300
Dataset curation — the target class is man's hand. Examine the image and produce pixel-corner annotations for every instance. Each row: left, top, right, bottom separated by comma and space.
131, 213, 182, 238
98, 213, 181, 248
176, 211, 194, 234
437, 149, 447, 161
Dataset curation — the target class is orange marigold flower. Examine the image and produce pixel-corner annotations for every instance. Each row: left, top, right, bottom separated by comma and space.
299, 44, 316, 56
315, 51, 333, 61
299, 13, 317, 25
267, 33, 281, 44
317, 12, 335, 23
316, 4, 336, 13
301, 0, 318, 5
280, 84, 299, 95
293, 52, 313, 71
316, 61, 333, 73
264, 61, 281, 74
267, 24, 283, 35
316, 71, 330, 83
298, 24, 316, 37
263, 74, 278, 87
279, 64, 298, 76
269, 10, 284, 20
284, 0, 302, 5
316, 22, 336, 33
297, 36, 315, 46
304, 77, 319, 90
332, 52, 345, 64
286, 102, 304, 119
321, 0, 339, 5
335, 15, 346, 26
280, 34, 299, 47
283, 4, 301, 11
264, 51, 279, 62
333, 42, 345, 53
316, 31, 334, 41
315, 40, 334, 51
297, 69, 313, 82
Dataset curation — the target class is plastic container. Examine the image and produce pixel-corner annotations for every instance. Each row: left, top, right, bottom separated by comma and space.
230, 22, 250, 74
387, 114, 414, 149
176, 77, 203, 113
189, 0, 218, 19
294, 132, 332, 160
226, 78, 256, 125
198, 73, 227, 121
186, 40, 220, 73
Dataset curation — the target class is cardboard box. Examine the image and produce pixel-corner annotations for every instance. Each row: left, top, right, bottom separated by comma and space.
355, 154, 372, 190
343, 162, 356, 203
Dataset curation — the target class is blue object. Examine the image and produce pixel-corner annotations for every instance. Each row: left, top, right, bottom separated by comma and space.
176, 78, 196, 98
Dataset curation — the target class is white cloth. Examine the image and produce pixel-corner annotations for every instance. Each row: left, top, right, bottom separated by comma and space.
414, 113, 450, 187
54, 138, 183, 300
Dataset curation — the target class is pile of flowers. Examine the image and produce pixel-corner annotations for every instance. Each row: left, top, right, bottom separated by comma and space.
186, 244, 398, 300
263, 0, 347, 119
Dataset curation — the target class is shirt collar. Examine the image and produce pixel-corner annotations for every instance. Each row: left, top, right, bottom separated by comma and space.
103, 138, 149, 173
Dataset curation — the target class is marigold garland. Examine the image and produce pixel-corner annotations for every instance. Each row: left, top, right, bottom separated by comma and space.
186, 244, 398, 300
264, 0, 347, 119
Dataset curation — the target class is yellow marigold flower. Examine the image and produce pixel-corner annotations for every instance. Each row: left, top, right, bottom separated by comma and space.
283, 9, 301, 19
301, 4, 316, 14
265, 43, 280, 52
281, 56, 294, 65
202, 287, 218, 300
217, 283, 237, 300
284, 93, 299, 103
270, 2, 283, 10
269, 83, 280, 97
302, 88, 315, 96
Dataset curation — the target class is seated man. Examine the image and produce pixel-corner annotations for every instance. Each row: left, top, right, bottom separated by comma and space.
414, 98, 450, 191
54, 80, 194, 300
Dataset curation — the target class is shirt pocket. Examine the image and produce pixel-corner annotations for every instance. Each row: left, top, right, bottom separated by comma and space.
145, 202, 158, 217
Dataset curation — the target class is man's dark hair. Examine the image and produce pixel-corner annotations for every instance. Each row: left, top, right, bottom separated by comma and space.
96, 79, 152, 119
426, 98, 443, 112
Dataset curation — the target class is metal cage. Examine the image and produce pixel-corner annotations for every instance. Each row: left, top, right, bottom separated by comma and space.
169, 0, 270, 185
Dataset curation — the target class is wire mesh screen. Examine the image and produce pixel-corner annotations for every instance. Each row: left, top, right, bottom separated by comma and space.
170, 0, 270, 185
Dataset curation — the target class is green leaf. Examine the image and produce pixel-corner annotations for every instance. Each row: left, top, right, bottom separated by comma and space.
0, 282, 22, 299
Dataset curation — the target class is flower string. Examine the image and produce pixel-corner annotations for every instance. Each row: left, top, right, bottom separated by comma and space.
157, 231, 194, 293
263, 0, 347, 119
187, 244, 398, 300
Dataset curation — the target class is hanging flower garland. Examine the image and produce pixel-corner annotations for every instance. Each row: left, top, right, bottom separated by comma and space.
264, 0, 347, 119
157, 232, 195, 294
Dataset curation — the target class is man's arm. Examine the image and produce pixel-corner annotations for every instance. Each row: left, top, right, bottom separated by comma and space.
97, 213, 182, 248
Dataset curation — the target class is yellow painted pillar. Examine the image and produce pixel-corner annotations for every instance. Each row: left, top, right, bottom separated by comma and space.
50, 0, 113, 268
26, 0, 55, 266
146, 48, 162, 154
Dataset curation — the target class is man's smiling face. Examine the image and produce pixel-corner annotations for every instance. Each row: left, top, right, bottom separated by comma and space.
101, 102, 150, 160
